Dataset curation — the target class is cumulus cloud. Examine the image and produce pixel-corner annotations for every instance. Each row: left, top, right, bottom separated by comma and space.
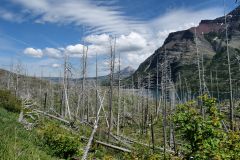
117, 32, 147, 52
24, 48, 43, 58
52, 63, 60, 68
85, 34, 109, 45
44, 47, 62, 58
65, 44, 84, 54
84, 32, 147, 54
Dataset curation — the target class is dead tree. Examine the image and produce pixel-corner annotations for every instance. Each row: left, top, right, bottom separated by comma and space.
194, 28, 203, 97
215, 70, 220, 101
156, 60, 159, 117
161, 50, 168, 159
63, 55, 72, 120
95, 53, 98, 119
108, 36, 116, 141
150, 114, 155, 151
131, 76, 135, 125
81, 90, 106, 160
224, 0, 234, 130
14, 61, 23, 97
160, 47, 177, 158
117, 50, 121, 135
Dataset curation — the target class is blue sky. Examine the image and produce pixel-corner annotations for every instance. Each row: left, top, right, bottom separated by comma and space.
0, 0, 238, 77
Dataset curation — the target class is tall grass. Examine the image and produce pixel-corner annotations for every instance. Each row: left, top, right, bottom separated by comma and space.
0, 107, 56, 160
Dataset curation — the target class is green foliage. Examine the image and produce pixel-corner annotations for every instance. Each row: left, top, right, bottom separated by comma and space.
124, 144, 163, 160
37, 122, 83, 159
222, 131, 240, 159
0, 89, 21, 113
0, 107, 56, 160
174, 95, 240, 159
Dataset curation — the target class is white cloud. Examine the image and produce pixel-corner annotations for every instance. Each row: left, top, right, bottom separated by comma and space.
65, 44, 84, 55
84, 32, 147, 54
127, 53, 150, 65
0, 8, 23, 22
148, 7, 223, 45
24, 47, 43, 58
44, 47, 62, 58
117, 32, 147, 52
11, 0, 142, 34
52, 63, 60, 68
85, 34, 109, 45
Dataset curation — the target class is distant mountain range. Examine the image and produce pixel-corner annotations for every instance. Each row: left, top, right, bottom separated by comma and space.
132, 6, 240, 97
43, 66, 135, 85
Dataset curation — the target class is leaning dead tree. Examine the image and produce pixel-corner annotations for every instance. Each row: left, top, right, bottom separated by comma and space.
82, 90, 106, 160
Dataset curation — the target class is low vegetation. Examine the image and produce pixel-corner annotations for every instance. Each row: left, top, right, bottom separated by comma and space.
0, 107, 56, 160
37, 122, 84, 159
174, 95, 240, 159
0, 90, 21, 113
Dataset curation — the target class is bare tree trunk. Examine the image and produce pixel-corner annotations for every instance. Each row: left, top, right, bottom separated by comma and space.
162, 83, 167, 160
117, 51, 121, 135
216, 70, 220, 102
178, 72, 183, 103
144, 73, 150, 133
44, 92, 47, 111
156, 61, 159, 117
194, 28, 203, 97
108, 36, 116, 141
81, 45, 88, 120
224, 0, 234, 130
162, 48, 168, 160
63, 55, 71, 120
150, 114, 155, 151
210, 70, 213, 97
131, 76, 135, 125
96, 53, 98, 119
141, 87, 144, 135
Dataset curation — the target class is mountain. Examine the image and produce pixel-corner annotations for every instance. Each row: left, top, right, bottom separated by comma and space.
117, 66, 135, 78
94, 66, 135, 85
133, 6, 240, 97
43, 66, 135, 85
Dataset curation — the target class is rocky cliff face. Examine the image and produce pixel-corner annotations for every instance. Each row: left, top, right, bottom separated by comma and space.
133, 6, 240, 96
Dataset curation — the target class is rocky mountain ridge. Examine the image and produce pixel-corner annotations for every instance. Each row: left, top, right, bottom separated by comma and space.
132, 6, 240, 97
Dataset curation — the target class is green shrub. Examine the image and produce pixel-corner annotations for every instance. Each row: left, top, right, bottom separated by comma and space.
124, 144, 164, 160
0, 90, 21, 113
37, 122, 83, 159
174, 95, 240, 159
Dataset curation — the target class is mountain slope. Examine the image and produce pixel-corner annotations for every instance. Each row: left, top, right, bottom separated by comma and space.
133, 6, 240, 97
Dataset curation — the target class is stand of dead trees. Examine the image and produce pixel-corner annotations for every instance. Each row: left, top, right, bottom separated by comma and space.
1, 3, 240, 159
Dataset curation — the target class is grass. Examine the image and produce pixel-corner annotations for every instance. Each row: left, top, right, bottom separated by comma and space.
0, 107, 57, 160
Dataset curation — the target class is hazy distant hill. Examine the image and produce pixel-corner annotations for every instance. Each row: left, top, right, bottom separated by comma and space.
43, 66, 135, 85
